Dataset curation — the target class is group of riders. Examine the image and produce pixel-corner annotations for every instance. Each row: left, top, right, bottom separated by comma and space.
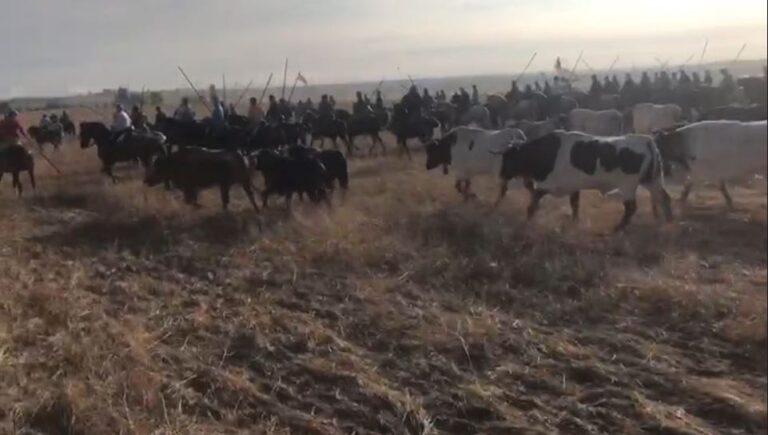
0, 65, 750, 151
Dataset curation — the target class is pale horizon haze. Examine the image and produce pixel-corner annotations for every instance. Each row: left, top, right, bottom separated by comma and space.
1, 0, 766, 98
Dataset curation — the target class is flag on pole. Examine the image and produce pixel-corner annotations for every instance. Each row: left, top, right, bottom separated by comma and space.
296, 72, 308, 86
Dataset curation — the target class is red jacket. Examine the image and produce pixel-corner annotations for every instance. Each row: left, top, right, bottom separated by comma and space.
0, 118, 26, 141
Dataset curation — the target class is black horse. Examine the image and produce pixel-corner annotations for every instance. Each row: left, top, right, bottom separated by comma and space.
347, 114, 386, 155
27, 126, 63, 151
302, 111, 353, 155
389, 106, 439, 160
80, 122, 166, 182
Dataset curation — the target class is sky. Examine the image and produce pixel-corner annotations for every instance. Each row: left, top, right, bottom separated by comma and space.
0, 0, 766, 98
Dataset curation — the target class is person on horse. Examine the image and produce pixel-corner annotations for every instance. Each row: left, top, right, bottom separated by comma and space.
228, 103, 238, 116
622, 73, 636, 93
692, 71, 702, 86
364, 94, 372, 107
589, 75, 603, 96
111, 104, 132, 144
458, 87, 471, 110
305, 98, 314, 110
471, 84, 480, 105
353, 91, 373, 117
278, 98, 293, 122
210, 95, 227, 127
640, 71, 652, 91
130, 105, 147, 130
543, 80, 552, 96
154, 106, 167, 124
318, 95, 335, 123
39, 114, 51, 130
719, 68, 736, 96
678, 69, 692, 87
329, 96, 337, 108
521, 84, 534, 100
375, 91, 384, 110
422, 88, 435, 109
703, 70, 714, 86
173, 97, 196, 122
602, 76, 613, 94
60, 110, 70, 125
48, 114, 62, 135
247, 97, 264, 126
0, 110, 30, 149
266, 95, 282, 124
401, 85, 423, 123
505, 80, 520, 101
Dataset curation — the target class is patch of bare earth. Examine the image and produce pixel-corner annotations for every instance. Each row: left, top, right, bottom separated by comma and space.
0, 112, 765, 434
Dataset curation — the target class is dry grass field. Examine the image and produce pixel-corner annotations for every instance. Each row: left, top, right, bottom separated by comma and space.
0, 108, 765, 434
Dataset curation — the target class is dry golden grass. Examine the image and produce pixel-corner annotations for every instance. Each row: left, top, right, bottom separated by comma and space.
0, 107, 765, 434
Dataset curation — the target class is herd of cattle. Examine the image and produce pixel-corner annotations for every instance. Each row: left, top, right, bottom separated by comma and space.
1, 70, 766, 232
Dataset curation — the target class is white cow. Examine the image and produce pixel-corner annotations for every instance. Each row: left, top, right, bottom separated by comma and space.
655, 120, 767, 208
425, 126, 526, 199
568, 109, 624, 136
632, 103, 683, 134
496, 131, 673, 231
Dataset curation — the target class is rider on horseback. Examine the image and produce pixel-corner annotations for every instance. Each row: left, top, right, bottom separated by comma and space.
247, 97, 264, 126
422, 89, 435, 110
0, 110, 30, 148
266, 95, 282, 124
173, 97, 196, 122
111, 104, 133, 145
318, 95, 335, 123
353, 91, 374, 117
375, 91, 384, 110
401, 86, 423, 125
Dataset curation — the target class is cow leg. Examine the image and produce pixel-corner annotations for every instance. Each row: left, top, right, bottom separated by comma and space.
615, 199, 638, 232
719, 180, 734, 209
376, 133, 386, 155
219, 184, 231, 210
647, 183, 673, 222
680, 181, 693, 206
261, 189, 271, 208
569, 191, 580, 221
527, 189, 547, 219
493, 181, 509, 208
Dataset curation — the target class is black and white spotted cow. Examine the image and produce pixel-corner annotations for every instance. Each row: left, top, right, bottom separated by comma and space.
496, 131, 673, 231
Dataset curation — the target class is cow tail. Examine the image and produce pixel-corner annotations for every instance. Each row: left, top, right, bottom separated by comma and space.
641, 140, 662, 185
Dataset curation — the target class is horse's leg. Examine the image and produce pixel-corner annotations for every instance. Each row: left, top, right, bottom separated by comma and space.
375, 133, 386, 155
402, 138, 412, 160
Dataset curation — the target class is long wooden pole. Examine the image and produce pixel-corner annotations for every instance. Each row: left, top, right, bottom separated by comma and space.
515, 52, 537, 82
568, 51, 584, 81
698, 38, 709, 67
258, 73, 274, 105
234, 79, 254, 107
607, 56, 620, 72
177, 66, 211, 113
281, 58, 288, 99
732, 43, 747, 64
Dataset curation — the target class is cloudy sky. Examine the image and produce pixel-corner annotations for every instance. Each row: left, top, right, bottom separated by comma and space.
1, 0, 765, 98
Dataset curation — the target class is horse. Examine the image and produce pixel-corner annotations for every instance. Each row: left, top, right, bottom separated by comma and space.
62, 120, 76, 137
302, 111, 353, 155
347, 113, 386, 155
0, 144, 35, 196
389, 109, 439, 160
79, 122, 166, 183
27, 126, 63, 151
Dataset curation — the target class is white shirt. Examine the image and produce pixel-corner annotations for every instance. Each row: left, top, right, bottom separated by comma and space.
112, 110, 132, 131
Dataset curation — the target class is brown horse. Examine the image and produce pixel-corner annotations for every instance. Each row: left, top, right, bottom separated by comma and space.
0, 144, 36, 196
